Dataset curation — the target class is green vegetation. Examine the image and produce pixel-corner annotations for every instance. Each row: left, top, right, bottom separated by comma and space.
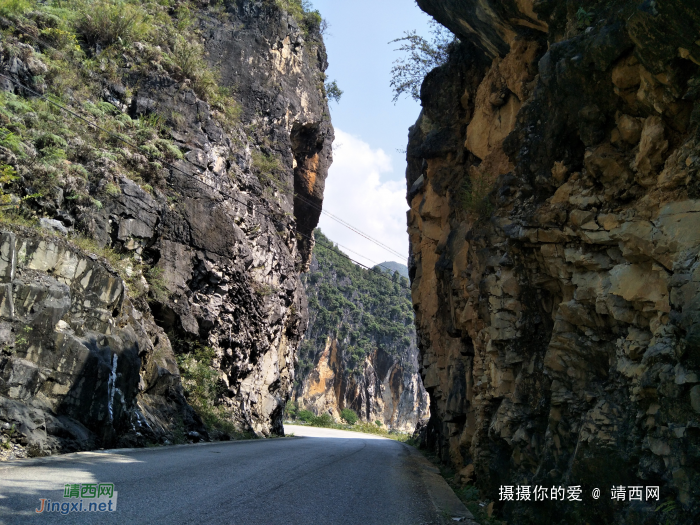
274, 0, 325, 37
298, 229, 415, 379
575, 7, 594, 29
389, 21, 458, 102
340, 407, 358, 425
459, 170, 495, 217
0, 0, 241, 217
288, 412, 416, 443
324, 80, 343, 103
173, 338, 252, 439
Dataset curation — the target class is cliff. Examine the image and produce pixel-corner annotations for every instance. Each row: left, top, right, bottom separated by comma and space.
293, 230, 429, 432
0, 0, 333, 456
407, 0, 700, 523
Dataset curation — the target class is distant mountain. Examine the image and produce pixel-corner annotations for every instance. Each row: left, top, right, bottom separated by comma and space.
375, 261, 409, 278
292, 230, 428, 431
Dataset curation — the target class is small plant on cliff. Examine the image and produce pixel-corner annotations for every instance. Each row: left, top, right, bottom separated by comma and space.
459, 170, 496, 217
340, 408, 358, 425
324, 80, 343, 103
389, 21, 458, 103
74, 0, 151, 49
575, 7, 594, 30
274, 0, 325, 37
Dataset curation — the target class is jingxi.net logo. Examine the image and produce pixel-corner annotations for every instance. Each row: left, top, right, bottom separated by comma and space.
35, 482, 118, 515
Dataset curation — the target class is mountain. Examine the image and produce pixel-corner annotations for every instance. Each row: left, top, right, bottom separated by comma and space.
375, 261, 409, 278
293, 230, 428, 432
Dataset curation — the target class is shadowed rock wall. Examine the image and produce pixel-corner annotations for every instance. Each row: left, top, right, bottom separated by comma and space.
407, 0, 700, 523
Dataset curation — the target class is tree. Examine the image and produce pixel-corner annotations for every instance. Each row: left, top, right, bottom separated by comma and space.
389, 21, 458, 103
324, 80, 343, 103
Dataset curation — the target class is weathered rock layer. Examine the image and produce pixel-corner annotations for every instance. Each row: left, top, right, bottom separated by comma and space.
408, 0, 700, 523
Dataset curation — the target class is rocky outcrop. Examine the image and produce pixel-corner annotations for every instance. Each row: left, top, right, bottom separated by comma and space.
292, 231, 429, 431
408, 0, 700, 523
0, 227, 201, 455
295, 337, 428, 432
0, 0, 333, 453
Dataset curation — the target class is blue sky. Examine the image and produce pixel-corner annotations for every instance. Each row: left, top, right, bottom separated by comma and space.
310, 0, 435, 266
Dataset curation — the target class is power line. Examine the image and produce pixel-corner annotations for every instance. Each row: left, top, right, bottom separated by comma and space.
294, 191, 406, 260
0, 74, 410, 290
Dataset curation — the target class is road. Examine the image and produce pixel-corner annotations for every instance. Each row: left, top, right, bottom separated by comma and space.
0, 425, 475, 525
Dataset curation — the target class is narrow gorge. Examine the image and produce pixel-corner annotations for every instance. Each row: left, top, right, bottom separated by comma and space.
407, 0, 700, 523
292, 230, 429, 432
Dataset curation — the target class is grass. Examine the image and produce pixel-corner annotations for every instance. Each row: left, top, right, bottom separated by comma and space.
419, 449, 504, 525
284, 406, 416, 444
459, 170, 496, 217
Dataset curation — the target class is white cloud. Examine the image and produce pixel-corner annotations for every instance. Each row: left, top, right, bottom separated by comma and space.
317, 129, 408, 268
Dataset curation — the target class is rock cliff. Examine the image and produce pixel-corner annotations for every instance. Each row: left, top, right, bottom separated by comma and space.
0, 0, 332, 455
293, 230, 429, 432
407, 0, 700, 523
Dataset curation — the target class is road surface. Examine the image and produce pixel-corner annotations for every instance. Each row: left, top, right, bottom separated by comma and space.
0, 425, 474, 524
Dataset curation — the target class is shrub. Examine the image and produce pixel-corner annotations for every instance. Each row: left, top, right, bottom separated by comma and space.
171, 36, 218, 100
310, 413, 334, 427
324, 80, 343, 103
284, 401, 298, 419
0, 0, 30, 17
75, 0, 150, 49
297, 409, 314, 422
389, 21, 458, 102
340, 408, 358, 425
104, 182, 121, 196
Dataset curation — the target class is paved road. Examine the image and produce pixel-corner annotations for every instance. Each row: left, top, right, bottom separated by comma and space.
0, 425, 473, 525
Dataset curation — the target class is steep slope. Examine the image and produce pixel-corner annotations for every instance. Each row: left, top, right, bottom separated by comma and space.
0, 0, 333, 456
293, 230, 429, 432
407, 0, 700, 523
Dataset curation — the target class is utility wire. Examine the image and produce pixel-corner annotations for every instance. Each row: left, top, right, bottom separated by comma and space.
294, 191, 406, 259
5, 18, 408, 263
0, 73, 410, 290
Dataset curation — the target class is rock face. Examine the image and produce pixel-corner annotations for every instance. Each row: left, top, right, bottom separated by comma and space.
0, 0, 333, 453
0, 227, 201, 455
293, 231, 429, 432
408, 0, 700, 523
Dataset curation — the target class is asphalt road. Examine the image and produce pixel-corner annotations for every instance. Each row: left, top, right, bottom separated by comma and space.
0, 425, 474, 525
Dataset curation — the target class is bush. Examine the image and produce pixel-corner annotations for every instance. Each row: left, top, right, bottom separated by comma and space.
309, 413, 334, 427
340, 408, 358, 425
0, 0, 30, 17
284, 401, 298, 419
297, 409, 314, 422
324, 80, 343, 103
75, 0, 150, 49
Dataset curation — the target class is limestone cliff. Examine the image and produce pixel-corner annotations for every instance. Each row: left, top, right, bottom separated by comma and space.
0, 0, 332, 456
407, 0, 700, 523
293, 230, 429, 432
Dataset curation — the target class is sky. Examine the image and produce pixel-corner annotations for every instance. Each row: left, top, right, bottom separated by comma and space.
310, 0, 434, 267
